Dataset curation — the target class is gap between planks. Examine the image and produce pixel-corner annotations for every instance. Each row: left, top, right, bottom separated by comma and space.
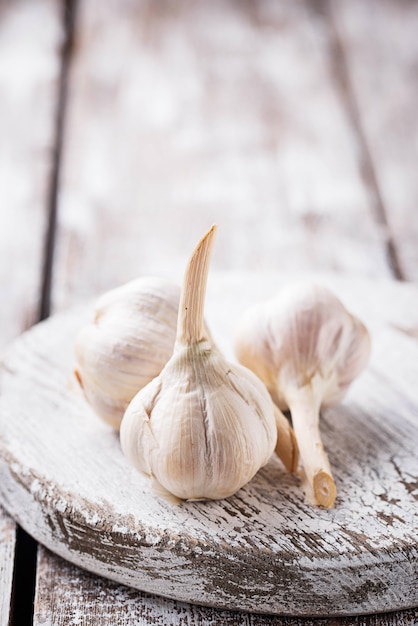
308, 0, 405, 281
7, 1, 79, 625
40, 0, 79, 321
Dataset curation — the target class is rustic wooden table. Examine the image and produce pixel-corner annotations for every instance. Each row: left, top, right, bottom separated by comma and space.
1, 0, 417, 624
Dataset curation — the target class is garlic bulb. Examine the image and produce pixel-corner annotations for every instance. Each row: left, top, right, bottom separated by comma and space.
233, 283, 371, 508
120, 226, 277, 501
74, 277, 180, 429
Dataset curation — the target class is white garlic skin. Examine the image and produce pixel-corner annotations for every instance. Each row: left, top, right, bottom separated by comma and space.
74, 277, 180, 429
120, 225, 277, 502
233, 282, 370, 508
233, 283, 371, 411
120, 338, 277, 501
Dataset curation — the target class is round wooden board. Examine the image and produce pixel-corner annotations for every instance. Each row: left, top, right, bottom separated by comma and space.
0, 273, 417, 617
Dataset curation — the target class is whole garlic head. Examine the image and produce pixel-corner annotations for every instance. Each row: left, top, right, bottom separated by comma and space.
74, 277, 180, 429
120, 226, 277, 501
234, 282, 371, 508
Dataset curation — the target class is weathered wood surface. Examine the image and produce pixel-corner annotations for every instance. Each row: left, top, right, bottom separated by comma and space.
0, 0, 417, 623
33, 547, 418, 626
51, 0, 392, 315
1, 275, 417, 617
32, 0, 418, 622
0, 0, 63, 623
333, 0, 418, 281
0, 0, 62, 349
0, 509, 15, 626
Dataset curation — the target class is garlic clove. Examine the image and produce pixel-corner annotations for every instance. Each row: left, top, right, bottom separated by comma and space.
74, 277, 180, 429
273, 404, 299, 474
233, 282, 371, 508
120, 226, 278, 502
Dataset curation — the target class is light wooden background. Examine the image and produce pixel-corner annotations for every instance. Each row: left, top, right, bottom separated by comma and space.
0, 0, 417, 624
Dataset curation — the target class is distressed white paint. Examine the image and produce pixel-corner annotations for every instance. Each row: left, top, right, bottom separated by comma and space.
0, 1, 63, 622
33, 547, 418, 626
0, 0, 63, 349
52, 0, 390, 314
335, 0, 418, 281
0, 508, 15, 626
1, 274, 417, 617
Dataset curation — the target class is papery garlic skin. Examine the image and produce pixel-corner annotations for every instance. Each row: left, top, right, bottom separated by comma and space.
120, 226, 277, 501
234, 283, 370, 410
121, 340, 277, 500
233, 282, 371, 508
74, 277, 180, 429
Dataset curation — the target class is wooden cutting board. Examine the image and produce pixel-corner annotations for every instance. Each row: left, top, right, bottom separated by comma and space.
0, 273, 417, 617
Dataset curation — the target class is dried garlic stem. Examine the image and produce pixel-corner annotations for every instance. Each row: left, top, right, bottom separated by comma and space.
286, 386, 336, 508
177, 225, 216, 345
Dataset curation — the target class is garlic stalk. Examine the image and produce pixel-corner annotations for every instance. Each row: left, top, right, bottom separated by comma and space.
233, 282, 371, 508
120, 226, 277, 501
74, 277, 180, 429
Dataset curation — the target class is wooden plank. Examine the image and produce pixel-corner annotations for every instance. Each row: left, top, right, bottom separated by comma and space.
0, 0, 63, 623
31, 2, 414, 624
0, 509, 16, 626
36, 0, 414, 622
33, 547, 418, 626
51, 0, 391, 315
331, 0, 418, 281
2, 275, 417, 618
0, 0, 63, 351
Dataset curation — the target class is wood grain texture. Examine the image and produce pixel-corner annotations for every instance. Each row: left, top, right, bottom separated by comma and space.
52, 0, 390, 313
1, 274, 417, 617
0, 507, 16, 626
10, 0, 416, 622
0, 1, 64, 622
33, 546, 418, 626
0, 0, 63, 349
331, 0, 418, 281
